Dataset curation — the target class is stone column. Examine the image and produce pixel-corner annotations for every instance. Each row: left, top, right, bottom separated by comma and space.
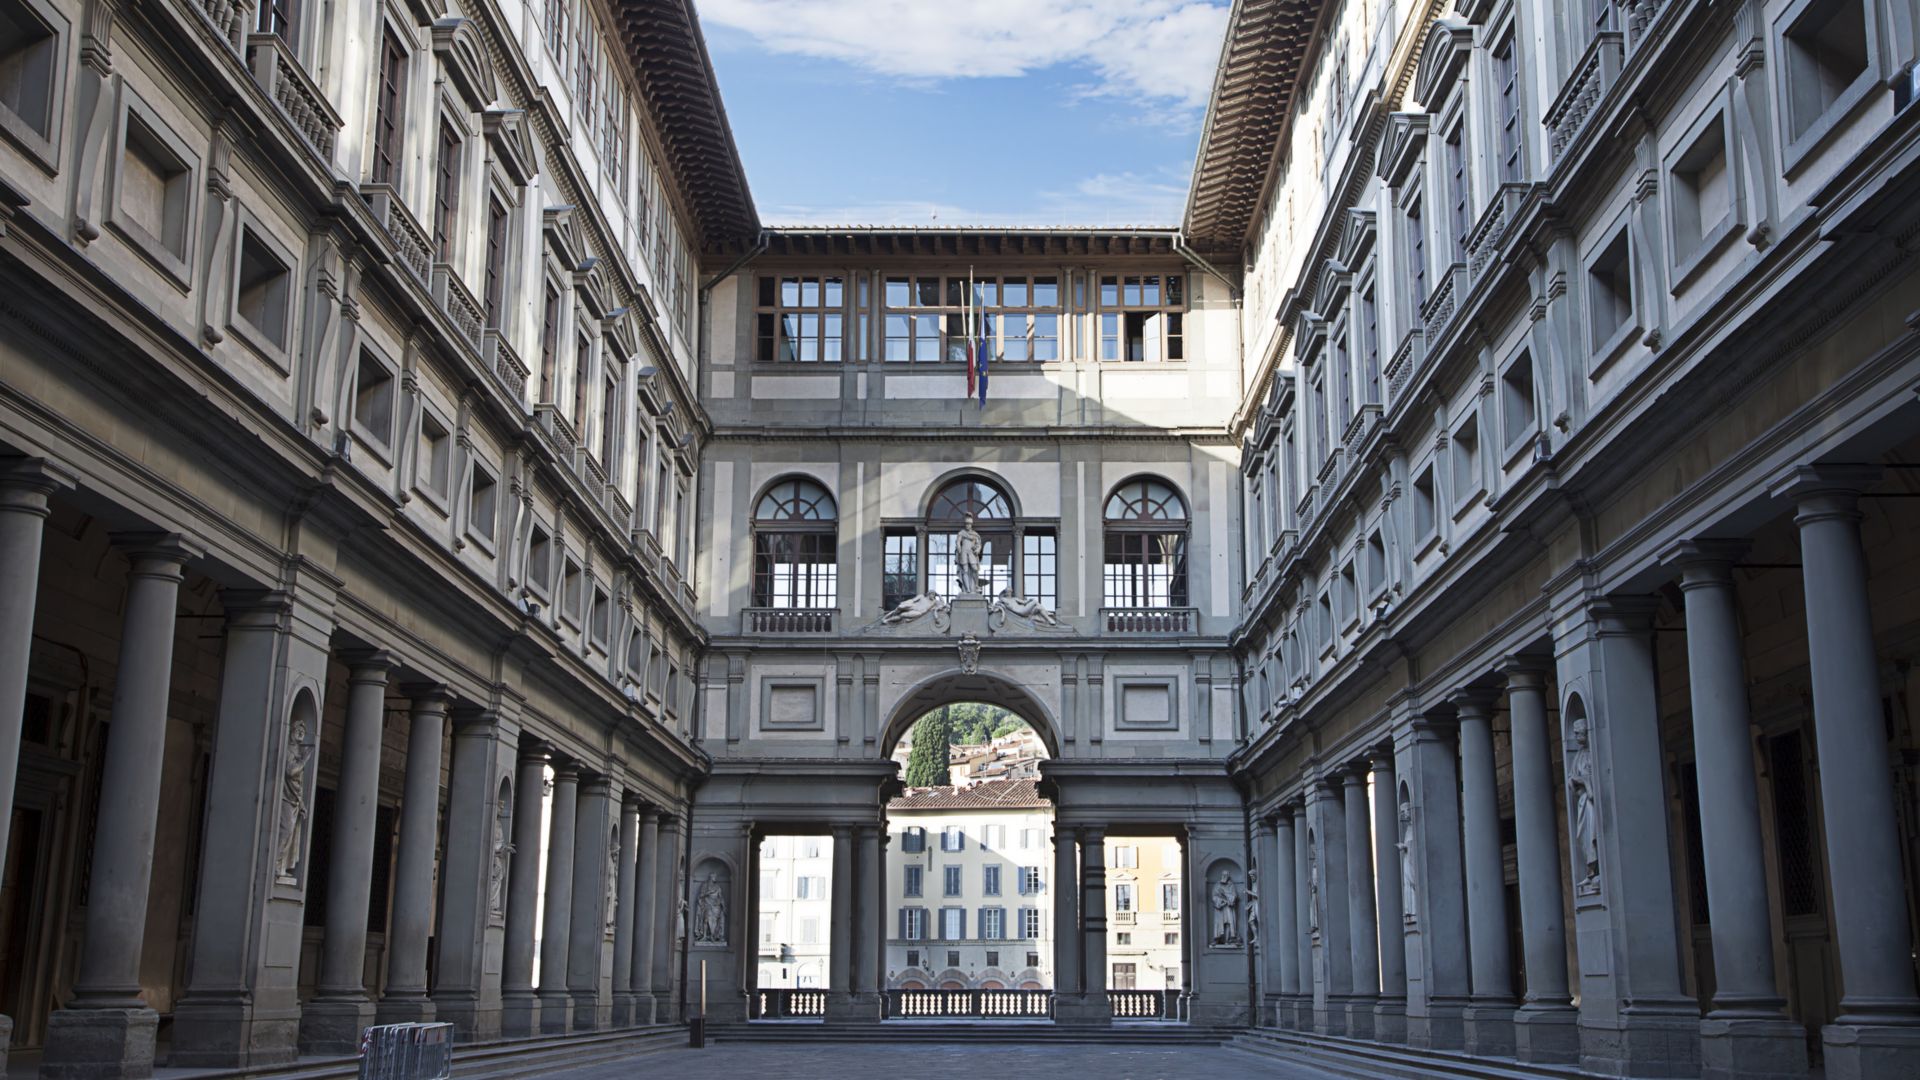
1261, 816, 1295, 1026
376, 685, 451, 1025
1455, 688, 1515, 1057
539, 762, 581, 1032
1059, 827, 1110, 1023
1290, 802, 1312, 1031
1343, 766, 1380, 1039
1557, 597, 1698, 1075
631, 809, 661, 1024
1306, 775, 1352, 1036
431, 708, 517, 1042
649, 820, 681, 1019
1668, 543, 1808, 1078
854, 824, 882, 1007
1370, 753, 1407, 1043
1399, 716, 1469, 1051
1052, 827, 1081, 997
172, 589, 332, 1068
827, 825, 856, 1016
1778, 469, 1920, 1077
612, 797, 641, 1026
501, 744, 549, 1037
1502, 660, 1577, 1063
568, 774, 617, 1031
42, 533, 198, 1080
300, 652, 393, 1052
0, 460, 68, 1074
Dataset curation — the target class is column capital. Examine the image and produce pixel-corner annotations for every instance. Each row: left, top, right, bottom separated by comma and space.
829, 823, 854, 840
517, 740, 554, 767
1368, 749, 1397, 775
341, 648, 398, 681
577, 772, 613, 796
1587, 594, 1661, 635
1660, 537, 1751, 576
1496, 654, 1553, 688
109, 529, 204, 572
0, 455, 77, 510
1341, 762, 1370, 786
1448, 685, 1500, 719
216, 587, 294, 624
1768, 463, 1881, 509
550, 759, 583, 783
399, 683, 455, 711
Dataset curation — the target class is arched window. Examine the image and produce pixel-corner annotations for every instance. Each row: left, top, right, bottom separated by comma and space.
926, 477, 1013, 599
752, 478, 837, 609
1102, 478, 1189, 608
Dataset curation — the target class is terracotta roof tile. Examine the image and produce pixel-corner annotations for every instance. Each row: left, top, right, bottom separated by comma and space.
888, 779, 1049, 811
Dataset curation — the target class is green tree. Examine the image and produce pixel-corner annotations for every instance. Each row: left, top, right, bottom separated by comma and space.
903, 708, 951, 786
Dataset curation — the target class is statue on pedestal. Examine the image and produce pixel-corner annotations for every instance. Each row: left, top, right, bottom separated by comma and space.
1568, 713, 1602, 895
955, 515, 985, 596
1210, 870, 1241, 946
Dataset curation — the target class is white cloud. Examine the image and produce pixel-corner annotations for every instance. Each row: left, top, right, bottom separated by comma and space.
760, 168, 1187, 227
699, 0, 1229, 108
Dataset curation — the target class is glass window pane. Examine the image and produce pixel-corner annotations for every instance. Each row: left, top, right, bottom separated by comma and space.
824, 276, 844, 308
1002, 277, 1027, 307
800, 278, 820, 307
781, 276, 801, 307
886, 277, 911, 307
1166, 275, 1183, 307
758, 276, 776, 307
1033, 276, 1058, 307
1124, 276, 1142, 306
916, 277, 941, 306
974, 280, 997, 307
1143, 275, 1161, 306
1100, 276, 1118, 306
946, 278, 964, 307
824, 314, 843, 362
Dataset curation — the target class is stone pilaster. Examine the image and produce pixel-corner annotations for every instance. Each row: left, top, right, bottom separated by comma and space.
853, 824, 882, 1012
650, 820, 681, 1020
1052, 827, 1081, 997
42, 533, 200, 1080
1398, 715, 1469, 1051
430, 707, 519, 1042
1262, 815, 1296, 1027
825, 825, 858, 1018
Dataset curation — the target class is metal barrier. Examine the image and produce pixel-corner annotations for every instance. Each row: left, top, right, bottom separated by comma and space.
357, 1022, 453, 1080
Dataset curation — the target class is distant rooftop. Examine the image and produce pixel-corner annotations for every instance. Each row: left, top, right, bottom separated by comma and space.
889, 779, 1050, 812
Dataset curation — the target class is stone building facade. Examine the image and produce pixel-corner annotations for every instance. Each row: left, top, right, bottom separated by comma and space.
1, 0, 1918, 1074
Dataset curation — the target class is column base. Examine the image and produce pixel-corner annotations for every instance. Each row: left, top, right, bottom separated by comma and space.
1580, 1007, 1702, 1078
824, 992, 881, 1022
612, 992, 638, 1027
653, 988, 676, 1024
1288, 997, 1316, 1031
1344, 996, 1377, 1040
1820, 1020, 1920, 1080
500, 992, 541, 1038
40, 1004, 158, 1080
537, 991, 574, 1034
168, 997, 299, 1068
299, 996, 374, 1056
374, 994, 435, 1028
1514, 1003, 1580, 1064
429, 995, 499, 1043
1372, 999, 1407, 1044
1407, 999, 1467, 1051
1, 1012, 10, 1077
1314, 997, 1348, 1036
1052, 993, 1113, 1025
631, 992, 658, 1025
570, 997, 611, 1032
1699, 1015, 1808, 1080
1463, 1002, 1516, 1058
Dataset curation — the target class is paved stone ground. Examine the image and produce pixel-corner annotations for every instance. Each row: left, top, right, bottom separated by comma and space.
538, 1042, 1349, 1079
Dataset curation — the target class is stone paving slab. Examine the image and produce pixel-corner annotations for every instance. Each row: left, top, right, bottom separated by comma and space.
536, 1042, 1352, 1079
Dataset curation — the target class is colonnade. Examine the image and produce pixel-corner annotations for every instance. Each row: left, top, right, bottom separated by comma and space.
0, 459, 686, 1079
1254, 468, 1920, 1079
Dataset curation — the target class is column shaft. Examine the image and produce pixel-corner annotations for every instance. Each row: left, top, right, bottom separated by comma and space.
1052, 829, 1081, 995
377, 687, 450, 1021
830, 826, 855, 992
1291, 803, 1312, 1030
1081, 829, 1107, 1003
539, 765, 580, 1031
1505, 668, 1571, 1006
1269, 817, 1299, 1003
632, 811, 661, 1016
1344, 768, 1380, 1039
854, 826, 882, 997
1792, 483, 1920, 1022
1370, 756, 1407, 1000
567, 776, 616, 1031
0, 461, 65, 921
613, 798, 641, 1023
500, 746, 549, 1035
43, 535, 195, 1080
1307, 778, 1351, 1035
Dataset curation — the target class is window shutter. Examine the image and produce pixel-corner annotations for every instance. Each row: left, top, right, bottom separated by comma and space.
898, 907, 907, 940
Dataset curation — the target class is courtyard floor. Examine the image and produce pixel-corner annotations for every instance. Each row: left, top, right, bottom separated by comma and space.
539, 1042, 1352, 1079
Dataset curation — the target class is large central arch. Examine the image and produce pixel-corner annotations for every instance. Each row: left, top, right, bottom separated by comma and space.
880, 668, 1063, 760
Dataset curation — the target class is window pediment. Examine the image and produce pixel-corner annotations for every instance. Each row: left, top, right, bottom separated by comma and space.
1377, 112, 1432, 187
543, 204, 586, 268
1412, 18, 1475, 109
1336, 209, 1377, 269
431, 18, 496, 112
482, 109, 538, 188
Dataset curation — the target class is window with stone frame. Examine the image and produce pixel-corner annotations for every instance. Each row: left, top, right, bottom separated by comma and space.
432, 119, 461, 263
1022, 529, 1057, 609
1404, 187, 1428, 310
1097, 273, 1184, 362
751, 478, 838, 609
922, 476, 1015, 598
879, 273, 1061, 364
756, 273, 845, 362
483, 197, 510, 328
1444, 120, 1469, 264
253, 0, 297, 45
0, 0, 61, 155
1111, 962, 1137, 990
1492, 30, 1523, 184
371, 30, 406, 185
537, 281, 561, 404
882, 529, 919, 609
1103, 479, 1189, 608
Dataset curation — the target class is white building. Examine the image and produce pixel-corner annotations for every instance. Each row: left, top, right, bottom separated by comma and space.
886, 781, 1055, 991
756, 835, 835, 989
1104, 837, 1185, 992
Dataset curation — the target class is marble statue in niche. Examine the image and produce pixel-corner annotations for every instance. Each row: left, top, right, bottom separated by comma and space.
488, 789, 512, 918
274, 707, 315, 882
955, 515, 985, 595
1397, 798, 1417, 924
694, 875, 727, 944
1211, 870, 1242, 946
1307, 834, 1321, 940
1244, 869, 1260, 944
604, 828, 620, 935
1568, 712, 1602, 896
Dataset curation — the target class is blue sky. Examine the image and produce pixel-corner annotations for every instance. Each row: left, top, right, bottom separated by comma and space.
696, 1, 1231, 227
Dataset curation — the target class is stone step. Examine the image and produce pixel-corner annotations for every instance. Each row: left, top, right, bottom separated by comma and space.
1232, 1029, 1591, 1080
140, 1025, 687, 1080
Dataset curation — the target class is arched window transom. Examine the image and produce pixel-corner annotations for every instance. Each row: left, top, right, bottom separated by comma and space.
927, 479, 1011, 522
1102, 477, 1190, 609
752, 478, 838, 609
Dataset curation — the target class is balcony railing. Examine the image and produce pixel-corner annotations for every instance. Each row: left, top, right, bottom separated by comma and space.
361, 184, 432, 286
482, 330, 528, 402
1384, 329, 1424, 404
1420, 262, 1466, 337
1101, 607, 1195, 635
883, 989, 1052, 1020
534, 404, 577, 455
1109, 989, 1186, 1021
751, 989, 826, 1019
191, 0, 249, 51
1466, 183, 1529, 281
246, 35, 340, 161
432, 264, 485, 352
1545, 31, 1624, 160
745, 608, 836, 634
606, 486, 633, 528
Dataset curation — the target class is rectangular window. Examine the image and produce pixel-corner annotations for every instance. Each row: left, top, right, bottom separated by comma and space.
1671, 116, 1732, 265
1112, 963, 1137, 990
1094, 275, 1186, 363
467, 464, 498, 545
1113, 845, 1138, 869
1451, 412, 1481, 508
234, 228, 292, 351
1501, 350, 1537, 451
1117, 932, 1132, 945
1021, 530, 1057, 609
944, 865, 962, 896
983, 824, 1004, 850
1020, 908, 1041, 939
538, 284, 560, 403
572, 331, 592, 425
1165, 932, 1179, 946
752, 530, 836, 609
598, 373, 618, 464
483, 199, 509, 327
254, 0, 297, 45
416, 410, 450, 498
1446, 124, 1469, 263
941, 907, 965, 940
983, 864, 1001, 896
353, 350, 396, 450
1103, 531, 1189, 608
1114, 883, 1134, 912
1494, 32, 1521, 184
433, 121, 460, 262
902, 826, 926, 854
754, 274, 845, 362
941, 826, 964, 852
1405, 191, 1427, 309
0, 0, 59, 144
904, 864, 923, 897
1781, 0, 1870, 145
901, 907, 927, 940
372, 32, 405, 185
882, 529, 919, 610
1588, 228, 1634, 349
589, 585, 609, 646
1413, 464, 1436, 541
1019, 866, 1043, 894
1022, 828, 1038, 849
